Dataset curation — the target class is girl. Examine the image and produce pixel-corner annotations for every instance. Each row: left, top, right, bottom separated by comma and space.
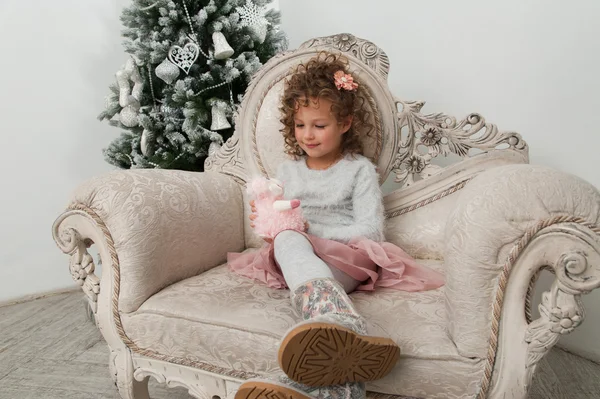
229, 52, 444, 399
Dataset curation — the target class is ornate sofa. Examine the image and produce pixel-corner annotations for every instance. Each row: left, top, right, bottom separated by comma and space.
52, 34, 600, 399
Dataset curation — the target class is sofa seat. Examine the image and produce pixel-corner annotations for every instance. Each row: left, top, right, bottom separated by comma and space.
121, 259, 483, 399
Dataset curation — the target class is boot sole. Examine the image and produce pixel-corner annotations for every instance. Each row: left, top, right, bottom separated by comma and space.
235, 381, 312, 399
278, 322, 400, 386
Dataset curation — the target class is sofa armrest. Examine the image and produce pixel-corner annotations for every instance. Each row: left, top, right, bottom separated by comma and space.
53, 169, 245, 313
444, 164, 600, 359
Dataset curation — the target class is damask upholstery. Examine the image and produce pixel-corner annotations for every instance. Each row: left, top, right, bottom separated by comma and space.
71, 169, 245, 313
121, 260, 483, 399
385, 194, 460, 260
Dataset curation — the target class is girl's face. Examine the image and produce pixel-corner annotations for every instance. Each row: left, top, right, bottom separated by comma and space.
293, 97, 352, 169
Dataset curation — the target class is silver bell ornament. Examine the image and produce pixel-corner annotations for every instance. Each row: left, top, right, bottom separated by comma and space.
210, 100, 231, 130
155, 57, 180, 84
248, 23, 267, 44
212, 31, 234, 60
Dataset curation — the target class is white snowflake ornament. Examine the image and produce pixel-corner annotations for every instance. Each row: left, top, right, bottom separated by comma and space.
236, 0, 270, 43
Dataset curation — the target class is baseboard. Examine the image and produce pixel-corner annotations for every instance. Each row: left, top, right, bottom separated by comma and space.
0, 286, 80, 308
556, 343, 600, 365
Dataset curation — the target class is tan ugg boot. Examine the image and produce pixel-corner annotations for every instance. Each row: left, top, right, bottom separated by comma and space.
278, 278, 400, 387
235, 374, 366, 399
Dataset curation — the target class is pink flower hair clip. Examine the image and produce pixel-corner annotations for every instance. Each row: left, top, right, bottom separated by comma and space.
334, 70, 358, 91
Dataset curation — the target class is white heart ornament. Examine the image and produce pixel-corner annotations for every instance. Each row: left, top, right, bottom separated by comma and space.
168, 42, 200, 74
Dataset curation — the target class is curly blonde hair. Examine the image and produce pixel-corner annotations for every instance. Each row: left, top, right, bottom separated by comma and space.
279, 51, 374, 159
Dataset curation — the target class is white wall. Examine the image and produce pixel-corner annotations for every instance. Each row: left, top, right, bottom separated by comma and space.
279, 0, 600, 361
0, 0, 129, 303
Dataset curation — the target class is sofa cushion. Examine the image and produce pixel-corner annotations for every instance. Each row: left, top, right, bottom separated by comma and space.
121, 260, 483, 399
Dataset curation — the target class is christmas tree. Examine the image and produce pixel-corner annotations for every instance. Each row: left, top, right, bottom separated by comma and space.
98, 0, 287, 171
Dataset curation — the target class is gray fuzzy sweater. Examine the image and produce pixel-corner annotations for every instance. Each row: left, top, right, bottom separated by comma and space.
276, 153, 384, 243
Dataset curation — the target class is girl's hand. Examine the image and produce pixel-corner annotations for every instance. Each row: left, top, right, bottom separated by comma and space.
249, 200, 273, 244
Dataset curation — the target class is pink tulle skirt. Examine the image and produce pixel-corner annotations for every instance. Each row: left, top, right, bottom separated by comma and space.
227, 232, 445, 292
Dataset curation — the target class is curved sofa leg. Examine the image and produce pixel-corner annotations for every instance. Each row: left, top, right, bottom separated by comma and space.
110, 346, 150, 399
